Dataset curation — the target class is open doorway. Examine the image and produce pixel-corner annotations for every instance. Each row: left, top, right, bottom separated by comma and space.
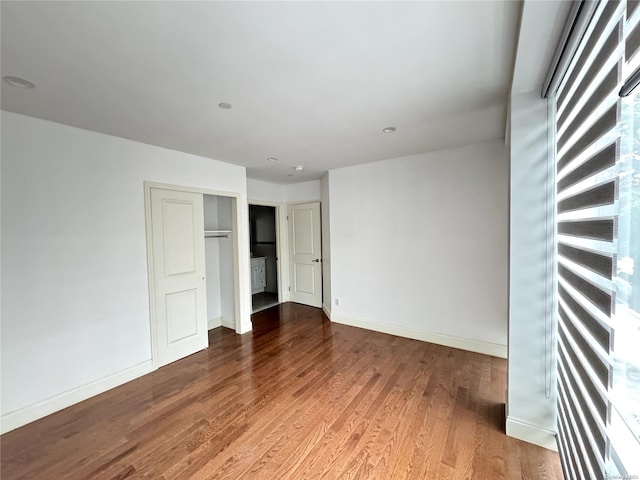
249, 204, 279, 312
204, 194, 236, 340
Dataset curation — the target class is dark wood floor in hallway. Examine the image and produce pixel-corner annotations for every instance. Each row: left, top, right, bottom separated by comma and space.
1, 303, 562, 479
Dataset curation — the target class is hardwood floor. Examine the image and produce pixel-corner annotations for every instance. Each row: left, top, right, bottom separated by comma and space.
1, 303, 563, 479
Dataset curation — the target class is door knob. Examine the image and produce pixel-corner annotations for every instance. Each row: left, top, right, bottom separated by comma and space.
312, 258, 321, 262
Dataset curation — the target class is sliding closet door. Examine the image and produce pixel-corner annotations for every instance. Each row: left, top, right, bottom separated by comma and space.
148, 187, 208, 367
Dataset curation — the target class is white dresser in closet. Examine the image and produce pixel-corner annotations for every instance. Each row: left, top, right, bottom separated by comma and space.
251, 257, 266, 294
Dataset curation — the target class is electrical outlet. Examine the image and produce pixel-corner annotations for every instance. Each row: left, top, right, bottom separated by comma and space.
335, 298, 340, 306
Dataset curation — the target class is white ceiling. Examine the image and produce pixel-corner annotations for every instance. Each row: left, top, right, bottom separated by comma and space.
1, 1, 521, 184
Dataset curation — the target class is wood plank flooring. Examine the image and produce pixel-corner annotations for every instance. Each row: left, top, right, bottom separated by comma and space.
1, 303, 563, 479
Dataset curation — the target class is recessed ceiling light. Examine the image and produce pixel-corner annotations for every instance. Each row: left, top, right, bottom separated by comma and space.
294, 166, 304, 172
267, 157, 278, 162
218, 102, 232, 109
382, 126, 396, 133
3, 76, 35, 89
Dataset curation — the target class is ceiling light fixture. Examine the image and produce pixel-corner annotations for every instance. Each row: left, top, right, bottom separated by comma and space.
267, 157, 278, 162
218, 102, 232, 109
3, 76, 35, 89
294, 166, 304, 172
382, 126, 396, 133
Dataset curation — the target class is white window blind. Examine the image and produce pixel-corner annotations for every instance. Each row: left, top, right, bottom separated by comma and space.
549, 1, 640, 478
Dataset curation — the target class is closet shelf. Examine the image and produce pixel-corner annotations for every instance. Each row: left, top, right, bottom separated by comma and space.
204, 230, 232, 238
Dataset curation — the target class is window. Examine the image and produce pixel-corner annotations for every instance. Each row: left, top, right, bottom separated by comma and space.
607, 77, 640, 477
548, 1, 640, 478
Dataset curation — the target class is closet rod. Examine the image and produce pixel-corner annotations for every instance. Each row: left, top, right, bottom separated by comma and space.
204, 230, 232, 238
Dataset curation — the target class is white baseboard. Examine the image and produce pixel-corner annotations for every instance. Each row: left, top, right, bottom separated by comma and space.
208, 316, 223, 330
506, 416, 558, 451
209, 316, 235, 330
221, 316, 235, 329
331, 313, 507, 359
322, 304, 332, 320
0, 360, 154, 434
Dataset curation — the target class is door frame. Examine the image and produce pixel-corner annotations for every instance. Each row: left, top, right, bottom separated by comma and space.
248, 199, 288, 304
145, 181, 252, 370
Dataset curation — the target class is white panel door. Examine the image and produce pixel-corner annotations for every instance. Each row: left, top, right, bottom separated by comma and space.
288, 202, 322, 308
150, 187, 208, 367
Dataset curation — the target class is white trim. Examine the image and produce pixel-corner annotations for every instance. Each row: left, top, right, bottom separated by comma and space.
145, 181, 241, 198
0, 361, 154, 434
331, 313, 508, 359
221, 316, 236, 329
143, 184, 162, 369
506, 416, 558, 451
208, 316, 223, 330
322, 304, 332, 320
286, 199, 321, 206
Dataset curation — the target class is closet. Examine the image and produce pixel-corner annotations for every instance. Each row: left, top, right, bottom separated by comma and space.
203, 194, 236, 333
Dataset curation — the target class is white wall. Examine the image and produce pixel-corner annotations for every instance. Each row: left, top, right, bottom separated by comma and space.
217, 196, 236, 327
246, 178, 321, 204
0, 111, 251, 432
246, 178, 286, 204
285, 180, 321, 203
328, 140, 509, 357
506, 90, 557, 450
501, 0, 569, 450
204, 195, 222, 324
